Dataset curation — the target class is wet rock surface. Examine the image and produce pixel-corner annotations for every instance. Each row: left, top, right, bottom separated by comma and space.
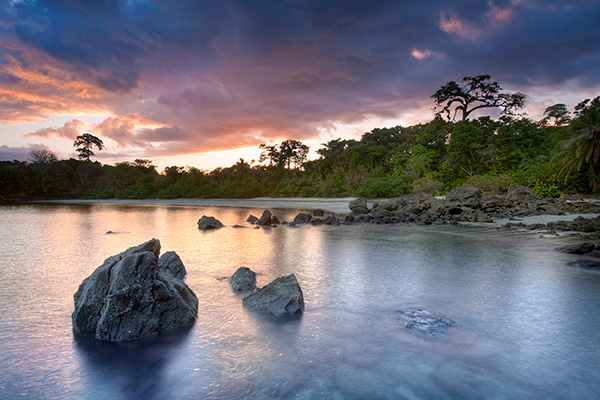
242, 274, 304, 317
72, 239, 198, 342
197, 215, 224, 230
230, 267, 257, 292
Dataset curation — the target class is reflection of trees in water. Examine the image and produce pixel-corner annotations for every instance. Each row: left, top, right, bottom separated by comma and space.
74, 330, 192, 400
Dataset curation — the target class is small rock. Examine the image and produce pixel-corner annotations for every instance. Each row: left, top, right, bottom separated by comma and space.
349, 198, 369, 215
247, 215, 259, 224
258, 210, 272, 226
445, 186, 483, 208
230, 267, 257, 292
242, 274, 305, 317
294, 213, 313, 223
198, 215, 224, 230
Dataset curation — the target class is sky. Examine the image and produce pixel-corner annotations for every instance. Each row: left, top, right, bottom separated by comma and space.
0, 0, 599, 172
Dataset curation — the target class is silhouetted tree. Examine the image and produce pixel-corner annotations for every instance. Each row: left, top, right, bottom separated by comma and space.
432, 74, 526, 121
29, 148, 57, 164
74, 133, 105, 161
542, 103, 570, 126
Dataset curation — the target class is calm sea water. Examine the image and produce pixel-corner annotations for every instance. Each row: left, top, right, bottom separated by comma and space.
0, 200, 599, 400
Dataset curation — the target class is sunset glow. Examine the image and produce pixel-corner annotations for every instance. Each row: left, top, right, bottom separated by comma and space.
1, 1, 599, 171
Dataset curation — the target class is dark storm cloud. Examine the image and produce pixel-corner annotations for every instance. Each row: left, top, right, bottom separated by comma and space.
1, 0, 599, 157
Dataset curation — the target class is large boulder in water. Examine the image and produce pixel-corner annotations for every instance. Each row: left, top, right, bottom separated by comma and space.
242, 274, 305, 317
197, 215, 224, 230
71, 239, 198, 342
230, 267, 257, 292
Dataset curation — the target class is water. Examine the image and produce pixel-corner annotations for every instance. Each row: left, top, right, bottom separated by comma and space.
0, 200, 599, 400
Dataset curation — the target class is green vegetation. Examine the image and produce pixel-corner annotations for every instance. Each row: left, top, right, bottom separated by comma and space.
1, 81, 599, 201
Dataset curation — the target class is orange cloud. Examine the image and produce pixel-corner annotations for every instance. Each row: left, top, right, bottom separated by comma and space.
411, 48, 441, 60
0, 51, 107, 124
486, 2, 514, 25
439, 12, 480, 39
26, 119, 87, 139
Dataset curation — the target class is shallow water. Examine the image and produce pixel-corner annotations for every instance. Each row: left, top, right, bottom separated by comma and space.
0, 200, 599, 400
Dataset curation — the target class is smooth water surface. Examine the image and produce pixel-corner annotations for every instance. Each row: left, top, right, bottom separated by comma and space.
0, 201, 599, 399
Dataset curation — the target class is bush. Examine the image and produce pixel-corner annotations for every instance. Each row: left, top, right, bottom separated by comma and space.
355, 176, 408, 198
463, 174, 514, 195
411, 176, 443, 195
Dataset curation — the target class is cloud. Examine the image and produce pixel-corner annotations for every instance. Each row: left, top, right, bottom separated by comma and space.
0, 143, 53, 162
0, 0, 599, 165
26, 118, 86, 139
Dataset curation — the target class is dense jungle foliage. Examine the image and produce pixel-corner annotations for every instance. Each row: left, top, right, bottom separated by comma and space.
1, 93, 599, 201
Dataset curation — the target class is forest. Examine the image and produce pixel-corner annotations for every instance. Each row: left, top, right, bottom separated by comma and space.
1, 75, 599, 201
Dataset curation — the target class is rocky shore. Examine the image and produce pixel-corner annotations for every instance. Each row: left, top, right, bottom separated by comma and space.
235, 185, 600, 238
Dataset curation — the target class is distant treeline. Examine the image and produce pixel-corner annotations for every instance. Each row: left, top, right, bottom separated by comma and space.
1, 86, 599, 200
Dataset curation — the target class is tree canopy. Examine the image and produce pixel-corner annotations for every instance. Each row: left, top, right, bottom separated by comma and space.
74, 133, 105, 161
431, 74, 526, 121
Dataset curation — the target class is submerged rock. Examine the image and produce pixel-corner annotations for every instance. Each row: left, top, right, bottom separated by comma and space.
566, 259, 600, 269
71, 239, 198, 342
197, 215, 224, 230
242, 274, 305, 317
395, 309, 456, 337
555, 242, 597, 254
230, 267, 257, 292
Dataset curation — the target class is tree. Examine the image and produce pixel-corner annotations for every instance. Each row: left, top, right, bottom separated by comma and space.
73, 133, 105, 161
553, 97, 600, 191
431, 74, 526, 121
29, 148, 57, 164
542, 103, 570, 126
259, 140, 309, 169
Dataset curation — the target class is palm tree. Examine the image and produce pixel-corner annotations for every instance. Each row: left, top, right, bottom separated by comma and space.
553, 97, 600, 191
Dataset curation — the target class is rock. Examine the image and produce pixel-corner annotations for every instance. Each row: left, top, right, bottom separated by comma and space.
474, 210, 493, 223
294, 212, 312, 223
242, 274, 305, 317
507, 185, 542, 205
349, 198, 368, 215
271, 215, 281, 225
395, 309, 456, 337
247, 215, 259, 224
555, 242, 597, 254
445, 186, 483, 208
312, 209, 325, 216
230, 267, 257, 292
158, 251, 186, 280
72, 239, 198, 342
566, 259, 600, 269
258, 210, 272, 226
197, 215, 224, 230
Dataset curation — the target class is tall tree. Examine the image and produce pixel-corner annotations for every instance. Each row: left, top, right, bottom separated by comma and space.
73, 133, 105, 161
431, 74, 526, 121
542, 103, 571, 126
553, 97, 600, 191
29, 148, 57, 164
259, 140, 309, 169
